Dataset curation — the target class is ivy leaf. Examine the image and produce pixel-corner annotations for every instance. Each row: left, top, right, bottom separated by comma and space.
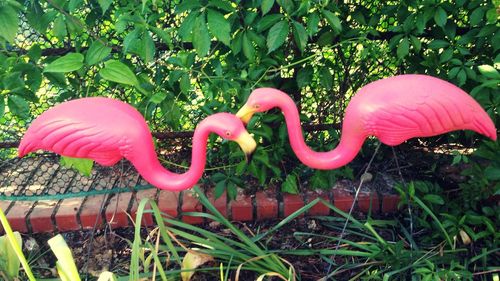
322, 10, 342, 33
150, 27, 173, 50
266, 20, 289, 53
434, 7, 447, 27
207, 9, 231, 46
7, 95, 30, 119
99, 60, 138, 86
292, 20, 307, 52
307, 12, 320, 37
86, 41, 112, 65
44, 53, 84, 73
257, 14, 283, 32
0, 4, 19, 43
261, 0, 274, 15
281, 174, 299, 194
193, 14, 210, 57
60, 156, 94, 177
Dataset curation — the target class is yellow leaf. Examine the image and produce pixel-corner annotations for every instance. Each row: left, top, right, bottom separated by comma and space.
181, 249, 214, 281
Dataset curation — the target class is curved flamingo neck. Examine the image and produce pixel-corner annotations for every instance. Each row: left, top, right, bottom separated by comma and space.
271, 90, 365, 170
131, 123, 210, 191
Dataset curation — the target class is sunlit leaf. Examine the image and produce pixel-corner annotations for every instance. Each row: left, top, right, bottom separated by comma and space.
207, 9, 231, 46
193, 13, 210, 57
86, 40, 112, 65
0, 4, 19, 43
322, 10, 342, 32
44, 53, 84, 73
99, 60, 139, 86
261, 0, 274, 15
48, 234, 81, 281
60, 156, 94, 177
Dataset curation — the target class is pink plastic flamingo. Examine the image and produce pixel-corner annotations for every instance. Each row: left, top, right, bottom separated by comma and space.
236, 74, 497, 170
18, 97, 256, 191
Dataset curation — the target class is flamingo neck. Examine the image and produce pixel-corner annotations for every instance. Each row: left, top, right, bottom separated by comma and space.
274, 91, 365, 170
132, 123, 210, 191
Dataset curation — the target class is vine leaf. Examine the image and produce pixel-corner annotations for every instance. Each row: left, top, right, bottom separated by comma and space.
44, 53, 84, 73
99, 60, 139, 86
60, 156, 94, 177
0, 4, 19, 43
193, 13, 210, 57
86, 41, 112, 65
267, 20, 289, 53
207, 9, 231, 46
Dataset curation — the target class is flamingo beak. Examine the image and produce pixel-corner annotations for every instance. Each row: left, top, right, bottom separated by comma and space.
235, 131, 256, 164
236, 104, 255, 125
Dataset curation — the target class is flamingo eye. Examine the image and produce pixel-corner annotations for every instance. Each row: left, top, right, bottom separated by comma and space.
254, 104, 260, 109
225, 131, 231, 137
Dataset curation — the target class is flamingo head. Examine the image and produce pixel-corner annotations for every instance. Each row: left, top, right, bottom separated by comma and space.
236, 88, 289, 124
202, 113, 257, 162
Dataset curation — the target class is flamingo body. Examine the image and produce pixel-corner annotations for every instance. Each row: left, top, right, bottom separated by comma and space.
19, 97, 256, 191
237, 74, 497, 170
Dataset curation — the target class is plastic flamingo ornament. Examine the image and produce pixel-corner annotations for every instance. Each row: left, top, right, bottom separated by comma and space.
236, 74, 497, 170
18, 97, 256, 191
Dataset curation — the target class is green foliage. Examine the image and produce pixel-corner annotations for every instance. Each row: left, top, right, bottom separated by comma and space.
60, 156, 94, 177
0, 0, 498, 193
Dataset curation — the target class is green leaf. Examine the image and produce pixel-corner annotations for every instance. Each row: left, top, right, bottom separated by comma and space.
439, 48, 453, 63
484, 166, 500, 181
0, 4, 19, 43
319, 67, 332, 89
423, 194, 444, 205
98, 0, 112, 14
7, 95, 29, 119
141, 32, 155, 63
85, 41, 112, 65
0, 97, 4, 118
282, 174, 299, 194
257, 14, 283, 32
150, 92, 167, 104
470, 8, 485, 26
261, 0, 274, 15
193, 14, 210, 57
397, 37, 409, 59
99, 60, 138, 86
180, 73, 191, 94
48, 234, 82, 281
208, 0, 235, 12
307, 12, 320, 36
297, 65, 313, 88
478, 65, 500, 79
322, 10, 342, 32
410, 35, 421, 52
266, 20, 289, 53
214, 180, 226, 199
175, 0, 201, 13
428, 39, 449, 49
292, 20, 307, 52
60, 156, 94, 177
178, 12, 198, 42
150, 27, 173, 50
44, 53, 84, 73
53, 15, 67, 41
242, 32, 255, 61
434, 7, 447, 27
207, 9, 231, 46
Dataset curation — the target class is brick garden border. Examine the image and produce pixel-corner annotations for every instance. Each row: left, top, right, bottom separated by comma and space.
0, 181, 400, 234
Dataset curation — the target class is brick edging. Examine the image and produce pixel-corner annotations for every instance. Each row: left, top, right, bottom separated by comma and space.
0, 186, 401, 234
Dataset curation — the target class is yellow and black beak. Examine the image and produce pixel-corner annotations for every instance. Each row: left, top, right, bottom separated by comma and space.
236, 104, 256, 125
235, 131, 256, 163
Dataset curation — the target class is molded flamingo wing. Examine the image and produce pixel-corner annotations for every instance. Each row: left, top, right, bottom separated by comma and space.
18, 118, 126, 166
355, 75, 497, 145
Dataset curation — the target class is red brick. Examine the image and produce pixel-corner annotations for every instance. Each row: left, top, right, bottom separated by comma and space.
282, 194, 304, 217
381, 194, 400, 213
230, 191, 253, 221
181, 191, 203, 224
55, 198, 84, 232
129, 188, 158, 226
333, 188, 354, 213
29, 200, 57, 233
5, 201, 34, 233
157, 190, 179, 219
357, 192, 380, 213
79, 195, 108, 230
105, 192, 133, 229
207, 190, 227, 218
256, 191, 278, 220
306, 190, 330, 216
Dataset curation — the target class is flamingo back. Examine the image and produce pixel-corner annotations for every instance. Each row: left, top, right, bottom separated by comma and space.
18, 97, 155, 166
345, 74, 497, 145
